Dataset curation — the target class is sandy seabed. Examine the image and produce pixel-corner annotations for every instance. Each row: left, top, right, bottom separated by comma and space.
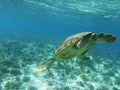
0, 39, 120, 90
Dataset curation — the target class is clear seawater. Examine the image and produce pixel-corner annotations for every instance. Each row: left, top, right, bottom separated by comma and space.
0, 0, 120, 90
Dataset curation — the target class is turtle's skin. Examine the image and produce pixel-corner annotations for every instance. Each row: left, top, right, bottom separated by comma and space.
34, 32, 116, 71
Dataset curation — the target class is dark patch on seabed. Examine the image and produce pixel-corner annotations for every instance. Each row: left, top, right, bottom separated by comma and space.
0, 39, 120, 90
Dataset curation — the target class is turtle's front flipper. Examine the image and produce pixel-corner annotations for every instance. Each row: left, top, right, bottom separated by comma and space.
95, 33, 116, 43
34, 57, 56, 71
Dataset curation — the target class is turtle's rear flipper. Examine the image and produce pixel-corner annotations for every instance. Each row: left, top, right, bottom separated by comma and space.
34, 57, 56, 71
95, 33, 116, 43
77, 54, 93, 60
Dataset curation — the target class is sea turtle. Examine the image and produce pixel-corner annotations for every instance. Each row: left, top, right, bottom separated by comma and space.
34, 32, 116, 71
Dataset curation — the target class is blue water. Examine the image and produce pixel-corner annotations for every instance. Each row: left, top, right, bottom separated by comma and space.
0, 0, 120, 90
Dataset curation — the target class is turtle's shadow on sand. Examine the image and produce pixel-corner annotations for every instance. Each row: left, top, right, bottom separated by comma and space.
76, 58, 97, 70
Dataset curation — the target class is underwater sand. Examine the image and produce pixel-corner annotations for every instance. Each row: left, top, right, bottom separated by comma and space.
0, 39, 120, 90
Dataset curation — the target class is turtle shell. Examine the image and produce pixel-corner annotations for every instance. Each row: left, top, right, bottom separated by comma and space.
54, 32, 94, 60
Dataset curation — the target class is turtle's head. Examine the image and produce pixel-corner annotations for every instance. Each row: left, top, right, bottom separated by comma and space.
106, 34, 116, 42
95, 33, 116, 43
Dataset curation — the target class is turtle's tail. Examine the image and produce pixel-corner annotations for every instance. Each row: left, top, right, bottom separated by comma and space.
34, 57, 56, 71
95, 33, 116, 43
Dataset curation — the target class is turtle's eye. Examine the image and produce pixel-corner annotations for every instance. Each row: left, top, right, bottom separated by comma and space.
62, 53, 66, 56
